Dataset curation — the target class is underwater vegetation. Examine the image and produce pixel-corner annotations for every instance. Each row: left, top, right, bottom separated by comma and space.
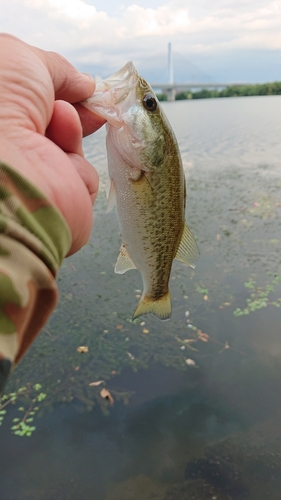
1, 131, 281, 438
0, 383, 46, 436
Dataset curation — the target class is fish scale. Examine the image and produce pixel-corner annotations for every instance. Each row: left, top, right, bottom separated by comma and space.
82, 62, 199, 319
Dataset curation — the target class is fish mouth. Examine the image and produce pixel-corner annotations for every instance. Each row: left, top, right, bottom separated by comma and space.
81, 61, 139, 126
96, 61, 138, 97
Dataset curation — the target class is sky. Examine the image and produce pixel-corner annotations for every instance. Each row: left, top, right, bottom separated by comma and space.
1, 0, 281, 83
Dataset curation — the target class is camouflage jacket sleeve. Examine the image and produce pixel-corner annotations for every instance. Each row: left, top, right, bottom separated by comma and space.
0, 162, 71, 392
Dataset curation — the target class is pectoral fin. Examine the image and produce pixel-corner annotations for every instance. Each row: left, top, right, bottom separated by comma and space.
106, 179, 116, 213
114, 244, 136, 274
175, 222, 199, 269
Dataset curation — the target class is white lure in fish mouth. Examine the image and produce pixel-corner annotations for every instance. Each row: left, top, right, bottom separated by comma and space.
81, 61, 164, 171
82, 61, 139, 127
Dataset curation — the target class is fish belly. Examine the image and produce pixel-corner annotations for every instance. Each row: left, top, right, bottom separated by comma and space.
108, 142, 184, 319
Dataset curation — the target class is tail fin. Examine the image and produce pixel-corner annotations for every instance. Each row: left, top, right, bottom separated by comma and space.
132, 291, 171, 320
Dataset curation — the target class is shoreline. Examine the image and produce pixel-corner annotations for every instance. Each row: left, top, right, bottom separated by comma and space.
157, 81, 281, 101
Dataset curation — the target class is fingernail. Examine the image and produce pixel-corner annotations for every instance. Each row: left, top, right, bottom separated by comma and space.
82, 72, 95, 84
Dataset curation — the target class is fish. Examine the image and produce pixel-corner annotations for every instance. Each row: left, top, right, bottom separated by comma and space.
82, 62, 199, 320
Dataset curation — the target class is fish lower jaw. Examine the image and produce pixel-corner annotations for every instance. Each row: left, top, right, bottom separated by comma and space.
132, 291, 171, 321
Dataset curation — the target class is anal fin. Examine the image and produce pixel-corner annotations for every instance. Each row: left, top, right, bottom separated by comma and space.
115, 244, 136, 274
175, 222, 199, 269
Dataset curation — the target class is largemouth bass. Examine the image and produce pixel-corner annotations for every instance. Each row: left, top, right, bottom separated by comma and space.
82, 62, 199, 320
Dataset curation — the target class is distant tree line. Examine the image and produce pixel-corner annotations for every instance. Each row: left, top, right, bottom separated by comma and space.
157, 81, 281, 101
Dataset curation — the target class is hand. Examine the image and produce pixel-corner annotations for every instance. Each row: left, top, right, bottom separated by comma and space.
0, 34, 105, 255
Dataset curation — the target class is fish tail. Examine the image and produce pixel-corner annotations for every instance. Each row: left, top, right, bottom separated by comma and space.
132, 291, 171, 321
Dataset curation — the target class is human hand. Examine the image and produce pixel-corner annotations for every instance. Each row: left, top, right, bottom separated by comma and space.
0, 33, 105, 255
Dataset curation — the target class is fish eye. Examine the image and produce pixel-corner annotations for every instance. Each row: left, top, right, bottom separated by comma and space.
143, 93, 157, 112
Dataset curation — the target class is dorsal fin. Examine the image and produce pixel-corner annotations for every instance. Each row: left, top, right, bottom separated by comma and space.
175, 222, 199, 269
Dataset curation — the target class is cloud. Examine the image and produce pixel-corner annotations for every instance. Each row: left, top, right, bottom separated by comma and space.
121, 4, 190, 36
32, 0, 98, 20
1, 0, 281, 81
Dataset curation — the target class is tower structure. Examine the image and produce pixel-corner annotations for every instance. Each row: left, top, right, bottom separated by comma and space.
168, 42, 173, 85
167, 42, 176, 101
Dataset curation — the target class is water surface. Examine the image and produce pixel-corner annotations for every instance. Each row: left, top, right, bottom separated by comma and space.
1, 96, 281, 500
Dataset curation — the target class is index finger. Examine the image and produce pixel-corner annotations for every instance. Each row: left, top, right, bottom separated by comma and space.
37, 49, 106, 135
32, 44, 106, 135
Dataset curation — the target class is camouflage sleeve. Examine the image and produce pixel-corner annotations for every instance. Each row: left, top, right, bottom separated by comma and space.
0, 162, 72, 392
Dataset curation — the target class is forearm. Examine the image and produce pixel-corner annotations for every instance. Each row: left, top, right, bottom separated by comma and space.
0, 161, 71, 392
0, 34, 103, 392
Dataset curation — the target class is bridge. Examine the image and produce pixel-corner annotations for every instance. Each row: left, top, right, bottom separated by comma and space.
150, 82, 253, 101
151, 43, 252, 101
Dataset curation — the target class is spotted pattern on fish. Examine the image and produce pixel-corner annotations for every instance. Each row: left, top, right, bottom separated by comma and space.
82, 61, 199, 319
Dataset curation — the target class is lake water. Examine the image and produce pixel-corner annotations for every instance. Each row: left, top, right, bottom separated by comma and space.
1, 96, 281, 499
